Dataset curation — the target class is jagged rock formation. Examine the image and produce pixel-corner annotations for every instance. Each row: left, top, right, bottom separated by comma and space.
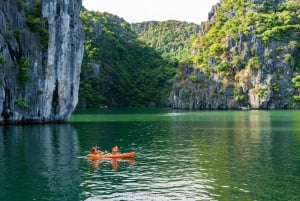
0, 0, 84, 123
170, 0, 300, 109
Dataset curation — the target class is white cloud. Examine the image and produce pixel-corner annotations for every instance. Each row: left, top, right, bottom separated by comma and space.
82, 0, 220, 24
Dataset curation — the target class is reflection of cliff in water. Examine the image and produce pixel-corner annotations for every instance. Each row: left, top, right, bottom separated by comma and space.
0, 124, 80, 200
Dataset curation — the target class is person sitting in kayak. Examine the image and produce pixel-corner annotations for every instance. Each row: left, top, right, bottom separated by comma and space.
111, 145, 119, 155
91, 145, 98, 154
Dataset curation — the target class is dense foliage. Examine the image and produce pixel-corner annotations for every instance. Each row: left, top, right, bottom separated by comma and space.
191, 0, 300, 72
79, 10, 178, 108
132, 21, 200, 61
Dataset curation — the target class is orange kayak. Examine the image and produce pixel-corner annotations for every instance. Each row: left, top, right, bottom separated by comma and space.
87, 151, 136, 159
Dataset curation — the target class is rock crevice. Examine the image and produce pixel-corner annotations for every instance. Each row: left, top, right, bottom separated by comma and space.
0, 0, 84, 123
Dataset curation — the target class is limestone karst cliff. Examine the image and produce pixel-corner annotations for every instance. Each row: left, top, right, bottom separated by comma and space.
0, 0, 84, 123
170, 0, 300, 109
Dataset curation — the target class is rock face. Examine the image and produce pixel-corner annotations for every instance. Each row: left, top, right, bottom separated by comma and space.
0, 0, 84, 123
170, 0, 300, 110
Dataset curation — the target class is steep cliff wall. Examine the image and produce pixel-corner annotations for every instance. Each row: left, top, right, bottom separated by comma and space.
170, 0, 300, 109
0, 0, 84, 123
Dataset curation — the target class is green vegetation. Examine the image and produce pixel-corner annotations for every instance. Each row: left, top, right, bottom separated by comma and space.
190, 0, 300, 73
292, 75, 300, 101
79, 10, 178, 107
25, 0, 48, 50
132, 21, 200, 61
247, 57, 260, 69
16, 0, 28, 10
16, 57, 30, 89
13, 28, 23, 40
0, 56, 6, 64
14, 99, 30, 109
0, 56, 7, 72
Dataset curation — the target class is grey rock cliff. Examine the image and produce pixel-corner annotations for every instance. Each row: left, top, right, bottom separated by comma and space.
171, 35, 298, 110
0, 0, 84, 123
170, 0, 300, 110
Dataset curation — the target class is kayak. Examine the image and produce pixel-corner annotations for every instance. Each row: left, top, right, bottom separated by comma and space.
87, 151, 136, 159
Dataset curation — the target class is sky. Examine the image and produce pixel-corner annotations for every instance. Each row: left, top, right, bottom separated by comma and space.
82, 0, 220, 25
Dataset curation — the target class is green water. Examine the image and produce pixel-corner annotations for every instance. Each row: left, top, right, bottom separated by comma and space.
0, 109, 300, 200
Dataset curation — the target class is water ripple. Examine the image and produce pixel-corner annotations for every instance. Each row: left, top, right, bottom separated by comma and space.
77, 111, 300, 201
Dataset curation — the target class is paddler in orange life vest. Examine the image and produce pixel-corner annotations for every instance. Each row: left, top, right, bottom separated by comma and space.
111, 145, 119, 155
91, 145, 98, 154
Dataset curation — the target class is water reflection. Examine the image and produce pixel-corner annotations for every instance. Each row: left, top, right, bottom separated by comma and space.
1, 110, 300, 201
77, 111, 299, 201
0, 124, 80, 201
87, 158, 135, 170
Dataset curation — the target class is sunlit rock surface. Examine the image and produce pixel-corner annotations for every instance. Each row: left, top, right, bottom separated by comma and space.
0, 0, 84, 123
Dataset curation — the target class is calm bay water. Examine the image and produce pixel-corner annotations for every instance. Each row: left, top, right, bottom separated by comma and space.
0, 109, 300, 200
